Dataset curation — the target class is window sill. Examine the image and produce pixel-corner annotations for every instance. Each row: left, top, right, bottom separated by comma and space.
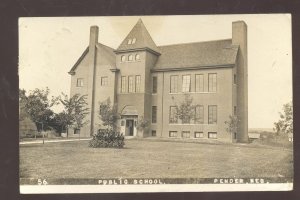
168, 123, 216, 125
169, 92, 217, 94
120, 60, 141, 63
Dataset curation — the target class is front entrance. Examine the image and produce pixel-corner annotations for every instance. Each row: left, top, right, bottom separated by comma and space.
126, 119, 134, 136
120, 106, 138, 137
120, 115, 137, 137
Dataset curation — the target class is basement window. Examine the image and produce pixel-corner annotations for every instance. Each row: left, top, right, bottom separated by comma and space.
169, 131, 177, 138
194, 132, 204, 138
74, 129, 80, 135
208, 132, 217, 139
152, 130, 156, 137
182, 131, 190, 138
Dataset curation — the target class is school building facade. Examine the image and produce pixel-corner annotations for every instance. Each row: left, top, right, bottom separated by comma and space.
68, 19, 248, 143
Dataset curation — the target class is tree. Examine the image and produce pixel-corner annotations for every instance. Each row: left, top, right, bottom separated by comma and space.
58, 93, 89, 137
224, 115, 239, 141
176, 94, 198, 124
136, 116, 150, 136
274, 101, 293, 135
98, 98, 120, 131
19, 88, 58, 137
73, 95, 90, 131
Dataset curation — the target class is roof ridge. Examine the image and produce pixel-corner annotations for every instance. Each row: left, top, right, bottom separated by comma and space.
158, 38, 232, 48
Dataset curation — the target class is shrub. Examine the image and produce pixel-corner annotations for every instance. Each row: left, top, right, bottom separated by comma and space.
89, 129, 125, 148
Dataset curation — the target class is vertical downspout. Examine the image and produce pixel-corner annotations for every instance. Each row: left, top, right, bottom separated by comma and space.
161, 72, 164, 137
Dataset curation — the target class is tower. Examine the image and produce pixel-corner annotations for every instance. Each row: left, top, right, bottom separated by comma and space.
114, 19, 160, 137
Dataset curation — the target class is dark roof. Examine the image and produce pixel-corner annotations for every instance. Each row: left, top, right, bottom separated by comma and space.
153, 39, 239, 71
115, 19, 160, 55
69, 43, 116, 74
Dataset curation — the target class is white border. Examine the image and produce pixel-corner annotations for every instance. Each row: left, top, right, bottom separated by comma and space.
20, 183, 293, 194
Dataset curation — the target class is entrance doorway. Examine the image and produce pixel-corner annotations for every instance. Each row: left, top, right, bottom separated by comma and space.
126, 119, 134, 136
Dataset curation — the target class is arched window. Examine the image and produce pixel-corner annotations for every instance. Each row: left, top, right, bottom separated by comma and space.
128, 54, 133, 61
135, 54, 140, 60
121, 55, 126, 62
132, 38, 136, 44
127, 39, 132, 44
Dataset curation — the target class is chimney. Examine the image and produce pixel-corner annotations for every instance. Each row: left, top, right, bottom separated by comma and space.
88, 26, 99, 136
232, 21, 248, 143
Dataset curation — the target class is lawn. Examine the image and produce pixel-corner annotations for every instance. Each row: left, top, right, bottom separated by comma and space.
19, 139, 293, 179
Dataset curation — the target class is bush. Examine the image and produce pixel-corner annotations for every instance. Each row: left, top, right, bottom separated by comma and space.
89, 129, 125, 148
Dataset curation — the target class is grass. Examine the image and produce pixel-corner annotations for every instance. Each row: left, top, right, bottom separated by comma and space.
19, 139, 293, 179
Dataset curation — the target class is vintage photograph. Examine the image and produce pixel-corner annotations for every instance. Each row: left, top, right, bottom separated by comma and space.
19, 15, 293, 193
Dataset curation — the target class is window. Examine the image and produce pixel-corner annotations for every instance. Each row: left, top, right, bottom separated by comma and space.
152, 106, 157, 123
170, 75, 178, 93
99, 104, 105, 115
135, 75, 141, 92
128, 54, 133, 61
128, 39, 132, 44
208, 105, 217, 124
195, 74, 204, 92
182, 131, 190, 138
121, 120, 125, 126
128, 76, 135, 93
121, 55, 126, 62
132, 38, 136, 44
135, 54, 140, 60
169, 106, 178, 124
234, 106, 237, 116
234, 74, 237, 84
152, 77, 157, 94
101, 76, 108, 86
76, 78, 84, 87
152, 130, 156, 137
195, 106, 204, 124
208, 73, 217, 92
169, 131, 177, 137
234, 132, 237, 139
194, 132, 204, 138
208, 132, 217, 139
182, 75, 191, 92
121, 76, 126, 93
74, 128, 80, 135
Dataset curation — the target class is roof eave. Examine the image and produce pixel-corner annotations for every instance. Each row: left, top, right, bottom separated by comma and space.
114, 47, 161, 56
68, 47, 89, 75
151, 64, 235, 72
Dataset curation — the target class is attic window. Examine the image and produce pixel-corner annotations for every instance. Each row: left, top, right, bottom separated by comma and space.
121, 55, 126, 62
135, 54, 140, 60
127, 38, 136, 45
128, 54, 133, 61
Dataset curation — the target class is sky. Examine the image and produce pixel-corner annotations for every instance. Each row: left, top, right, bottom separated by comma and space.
19, 14, 292, 129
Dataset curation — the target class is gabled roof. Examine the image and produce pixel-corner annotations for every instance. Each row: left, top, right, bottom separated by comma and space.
153, 39, 239, 71
68, 43, 116, 74
115, 19, 160, 55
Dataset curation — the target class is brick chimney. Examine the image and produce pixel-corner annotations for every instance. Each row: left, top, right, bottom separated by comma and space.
87, 26, 99, 136
232, 21, 248, 143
